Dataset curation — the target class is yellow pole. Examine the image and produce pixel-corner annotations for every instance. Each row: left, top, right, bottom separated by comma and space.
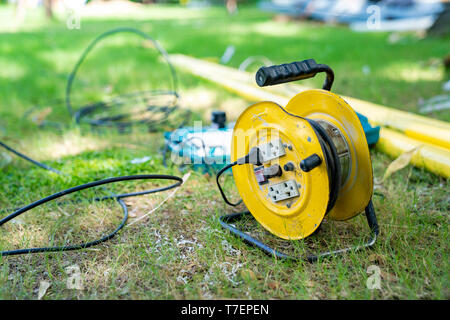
170, 54, 450, 150
378, 128, 450, 178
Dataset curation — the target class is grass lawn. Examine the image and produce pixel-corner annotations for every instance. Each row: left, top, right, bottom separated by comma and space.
0, 3, 448, 299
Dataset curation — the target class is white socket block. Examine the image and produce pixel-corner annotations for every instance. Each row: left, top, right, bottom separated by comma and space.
268, 179, 300, 202
259, 138, 286, 163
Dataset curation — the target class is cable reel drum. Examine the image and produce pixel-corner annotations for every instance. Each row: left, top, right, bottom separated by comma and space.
220, 59, 379, 261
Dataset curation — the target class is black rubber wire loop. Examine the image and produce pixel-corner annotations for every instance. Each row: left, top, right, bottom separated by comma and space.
307, 119, 342, 213
0, 175, 183, 256
72, 90, 181, 128
0, 27, 186, 256
66, 27, 178, 115
66, 27, 181, 128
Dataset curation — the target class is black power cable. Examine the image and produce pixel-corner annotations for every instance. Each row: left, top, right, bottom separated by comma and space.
307, 119, 341, 214
21, 28, 186, 131
0, 138, 184, 256
215, 147, 263, 207
0, 174, 183, 257
216, 161, 241, 207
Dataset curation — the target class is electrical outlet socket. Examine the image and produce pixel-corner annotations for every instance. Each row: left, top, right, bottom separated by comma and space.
259, 138, 286, 162
268, 179, 300, 202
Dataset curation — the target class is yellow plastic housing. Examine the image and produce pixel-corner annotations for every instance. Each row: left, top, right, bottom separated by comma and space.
231, 101, 330, 240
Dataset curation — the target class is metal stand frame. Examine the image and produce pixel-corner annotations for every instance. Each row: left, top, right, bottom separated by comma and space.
219, 199, 379, 263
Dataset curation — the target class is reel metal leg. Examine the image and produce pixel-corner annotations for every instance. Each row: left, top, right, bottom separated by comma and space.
219, 199, 379, 263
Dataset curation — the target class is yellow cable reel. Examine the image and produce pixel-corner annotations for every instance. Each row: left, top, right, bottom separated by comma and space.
231, 101, 330, 239
218, 59, 379, 262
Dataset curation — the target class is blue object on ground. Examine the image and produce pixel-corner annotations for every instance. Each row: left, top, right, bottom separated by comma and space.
356, 112, 380, 147
259, 0, 444, 24
164, 123, 233, 173
259, 0, 312, 17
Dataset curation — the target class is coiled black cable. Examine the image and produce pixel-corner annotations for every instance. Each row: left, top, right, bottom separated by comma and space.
307, 119, 341, 213
0, 174, 183, 256
66, 27, 188, 130
22, 28, 188, 131
0, 139, 184, 256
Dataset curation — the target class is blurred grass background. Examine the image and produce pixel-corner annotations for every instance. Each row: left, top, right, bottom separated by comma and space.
0, 2, 448, 300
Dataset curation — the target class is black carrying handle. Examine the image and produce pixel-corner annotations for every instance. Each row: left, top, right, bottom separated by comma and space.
255, 59, 334, 91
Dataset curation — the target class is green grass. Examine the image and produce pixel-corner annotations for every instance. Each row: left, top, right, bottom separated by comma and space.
0, 4, 448, 300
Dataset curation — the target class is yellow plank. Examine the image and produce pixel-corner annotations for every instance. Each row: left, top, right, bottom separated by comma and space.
378, 128, 450, 178
170, 54, 450, 150
341, 97, 450, 150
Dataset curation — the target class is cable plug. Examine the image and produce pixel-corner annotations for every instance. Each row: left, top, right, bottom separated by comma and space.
237, 147, 263, 166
